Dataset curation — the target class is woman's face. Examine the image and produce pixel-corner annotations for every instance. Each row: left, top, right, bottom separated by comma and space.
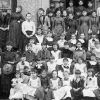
16, 7, 21, 13
69, 2, 73, 6
63, 10, 67, 16
52, 71, 57, 78
88, 2, 92, 7
83, 11, 87, 16
6, 45, 12, 51
56, 11, 61, 17
41, 70, 47, 78
79, 1, 83, 5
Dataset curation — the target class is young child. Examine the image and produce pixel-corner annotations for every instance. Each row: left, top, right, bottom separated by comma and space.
27, 69, 41, 97
50, 70, 62, 100
74, 57, 87, 78
70, 70, 84, 100
87, 54, 99, 74
61, 42, 73, 59
83, 69, 98, 98
78, 33, 88, 50
51, 43, 61, 60
9, 72, 23, 100
35, 70, 54, 100
73, 41, 86, 61
57, 35, 67, 49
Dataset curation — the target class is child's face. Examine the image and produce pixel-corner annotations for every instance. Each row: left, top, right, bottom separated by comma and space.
92, 34, 96, 38
6, 45, 12, 51
78, 58, 83, 64
63, 11, 67, 16
69, 14, 73, 19
64, 44, 69, 49
52, 71, 57, 78
16, 74, 20, 78
21, 57, 26, 61
63, 60, 68, 65
63, 71, 69, 79
71, 35, 76, 39
77, 42, 82, 48
91, 56, 96, 61
80, 34, 85, 39
41, 70, 47, 78
47, 33, 52, 37
31, 72, 37, 77
49, 13, 53, 17
53, 45, 58, 50
88, 71, 92, 77
60, 36, 65, 40
92, 12, 96, 17
37, 29, 42, 35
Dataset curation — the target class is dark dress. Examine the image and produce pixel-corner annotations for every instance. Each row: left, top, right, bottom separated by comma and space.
1, 50, 16, 98
67, 19, 78, 40
0, 13, 10, 51
9, 12, 24, 49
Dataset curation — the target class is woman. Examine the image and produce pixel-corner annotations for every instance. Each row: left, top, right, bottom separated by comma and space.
79, 10, 91, 40
90, 11, 99, 34
52, 10, 64, 41
9, 6, 24, 50
0, 10, 10, 51
1, 41, 16, 98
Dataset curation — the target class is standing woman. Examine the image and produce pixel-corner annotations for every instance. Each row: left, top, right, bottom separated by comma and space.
52, 10, 64, 41
0, 10, 10, 51
79, 10, 91, 40
9, 6, 24, 50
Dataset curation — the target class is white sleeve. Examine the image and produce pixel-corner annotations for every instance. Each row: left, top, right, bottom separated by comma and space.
22, 22, 27, 36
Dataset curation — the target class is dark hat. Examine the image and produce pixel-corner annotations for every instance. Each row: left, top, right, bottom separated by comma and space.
75, 70, 81, 74
6, 41, 13, 46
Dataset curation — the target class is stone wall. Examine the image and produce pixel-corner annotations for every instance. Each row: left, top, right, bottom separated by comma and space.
17, 0, 49, 23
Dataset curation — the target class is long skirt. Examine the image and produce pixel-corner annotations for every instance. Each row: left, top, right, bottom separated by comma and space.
9, 21, 21, 48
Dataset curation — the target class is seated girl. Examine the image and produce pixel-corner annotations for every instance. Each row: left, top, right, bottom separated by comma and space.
51, 43, 61, 60
74, 57, 87, 78
83, 69, 98, 98
50, 70, 62, 100
57, 35, 67, 49
9, 72, 23, 100
27, 69, 41, 97
70, 70, 84, 100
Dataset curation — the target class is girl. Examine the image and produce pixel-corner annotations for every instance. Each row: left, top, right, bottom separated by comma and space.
44, 31, 53, 51
50, 70, 62, 100
83, 69, 98, 98
74, 57, 87, 78
51, 43, 61, 60
78, 33, 88, 50
57, 35, 67, 49
27, 69, 41, 97
9, 72, 23, 100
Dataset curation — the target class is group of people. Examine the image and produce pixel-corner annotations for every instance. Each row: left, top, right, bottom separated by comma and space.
0, 0, 100, 100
